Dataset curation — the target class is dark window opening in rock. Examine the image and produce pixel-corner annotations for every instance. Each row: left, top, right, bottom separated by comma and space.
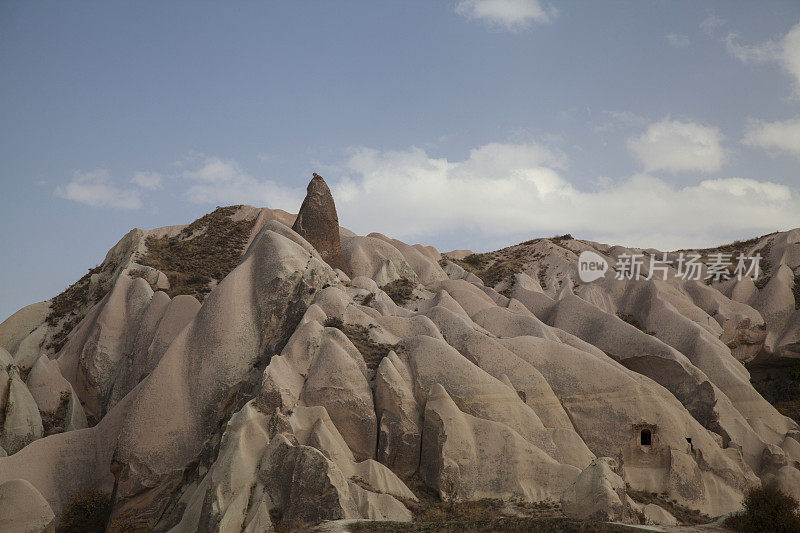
641, 429, 652, 446
686, 437, 693, 451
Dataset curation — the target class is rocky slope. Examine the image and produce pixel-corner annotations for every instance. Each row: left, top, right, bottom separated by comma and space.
0, 174, 799, 532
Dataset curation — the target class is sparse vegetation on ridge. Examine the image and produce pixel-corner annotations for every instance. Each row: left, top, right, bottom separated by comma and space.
481, 258, 527, 288
138, 206, 256, 300
672, 233, 776, 289
449, 252, 527, 288
549, 234, 577, 254
754, 240, 774, 289
672, 232, 777, 255
708, 236, 763, 255
538, 264, 548, 287
46, 264, 106, 326
45, 262, 116, 353
381, 277, 416, 305
42, 205, 257, 354
324, 317, 397, 378
443, 236, 576, 290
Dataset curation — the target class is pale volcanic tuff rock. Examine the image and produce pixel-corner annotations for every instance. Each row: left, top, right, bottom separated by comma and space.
0, 175, 800, 529
560, 457, 636, 522
25, 356, 87, 435
0, 479, 55, 532
375, 352, 423, 478
421, 383, 582, 502
0, 351, 43, 455
340, 234, 419, 287
107, 228, 340, 528
0, 203, 299, 370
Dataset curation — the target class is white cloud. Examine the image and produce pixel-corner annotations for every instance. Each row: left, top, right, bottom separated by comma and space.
55, 169, 142, 209
131, 171, 163, 190
666, 33, 690, 48
742, 116, 800, 156
725, 21, 800, 94
455, 0, 556, 31
700, 14, 724, 35
160, 144, 799, 251
725, 33, 782, 63
178, 155, 303, 207
698, 177, 792, 201
627, 119, 726, 173
325, 143, 799, 251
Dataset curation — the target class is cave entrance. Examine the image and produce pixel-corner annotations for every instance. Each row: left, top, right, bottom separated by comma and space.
640, 428, 652, 446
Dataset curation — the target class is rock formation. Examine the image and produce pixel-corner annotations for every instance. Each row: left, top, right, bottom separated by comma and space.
0, 177, 799, 531
291, 173, 349, 274
0, 479, 55, 532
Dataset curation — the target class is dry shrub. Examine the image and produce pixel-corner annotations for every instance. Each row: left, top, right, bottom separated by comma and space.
45, 263, 115, 353
449, 253, 525, 288
58, 488, 111, 533
324, 317, 396, 378
381, 277, 416, 305
725, 484, 800, 533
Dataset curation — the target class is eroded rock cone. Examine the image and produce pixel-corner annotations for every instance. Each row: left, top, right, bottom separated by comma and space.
292, 173, 348, 274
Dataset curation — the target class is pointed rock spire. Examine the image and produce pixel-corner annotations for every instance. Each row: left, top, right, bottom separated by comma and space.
292, 173, 348, 274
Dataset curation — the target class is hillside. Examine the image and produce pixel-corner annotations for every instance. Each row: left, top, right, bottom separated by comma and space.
1, 174, 800, 532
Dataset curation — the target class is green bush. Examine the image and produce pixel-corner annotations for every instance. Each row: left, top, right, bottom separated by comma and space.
58, 488, 111, 533
725, 484, 800, 532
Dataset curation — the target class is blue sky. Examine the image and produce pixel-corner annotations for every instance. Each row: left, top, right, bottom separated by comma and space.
1, 0, 799, 322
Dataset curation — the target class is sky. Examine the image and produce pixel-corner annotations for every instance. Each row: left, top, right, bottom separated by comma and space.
1, 0, 800, 322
